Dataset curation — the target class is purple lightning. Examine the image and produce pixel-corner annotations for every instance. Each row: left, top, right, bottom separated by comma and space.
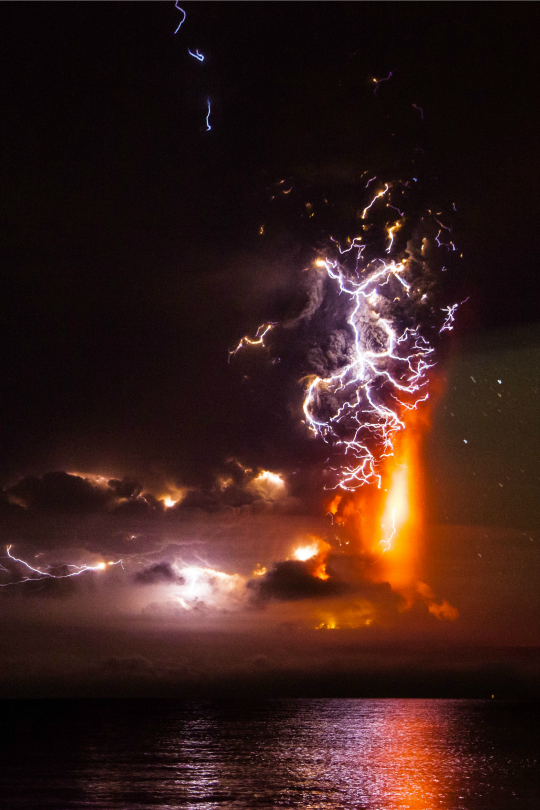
373, 71, 393, 93
174, 2, 186, 34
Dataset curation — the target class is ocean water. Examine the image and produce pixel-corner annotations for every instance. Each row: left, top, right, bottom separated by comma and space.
1, 699, 539, 809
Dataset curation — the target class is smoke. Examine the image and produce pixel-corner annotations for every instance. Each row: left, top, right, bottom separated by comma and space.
135, 563, 185, 585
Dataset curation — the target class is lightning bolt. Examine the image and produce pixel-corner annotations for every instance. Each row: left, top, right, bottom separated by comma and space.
231, 179, 463, 491
0, 545, 123, 587
373, 71, 393, 93
173, 2, 186, 34
380, 508, 396, 552
228, 322, 275, 360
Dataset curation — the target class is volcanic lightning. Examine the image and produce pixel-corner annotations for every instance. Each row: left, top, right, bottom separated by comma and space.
231, 179, 462, 494
230, 173, 462, 622
0, 545, 123, 588
173, 2, 186, 34
228, 322, 275, 360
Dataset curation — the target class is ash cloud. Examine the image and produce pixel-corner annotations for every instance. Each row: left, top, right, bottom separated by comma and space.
135, 562, 184, 586
4, 472, 111, 514
0, 465, 305, 557
249, 560, 348, 601
248, 555, 402, 614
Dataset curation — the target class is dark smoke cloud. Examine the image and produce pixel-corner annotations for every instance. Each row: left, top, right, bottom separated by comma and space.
108, 478, 143, 500
248, 557, 402, 612
134, 562, 184, 586
249, 560, 348, 601
4, 472, 111, 514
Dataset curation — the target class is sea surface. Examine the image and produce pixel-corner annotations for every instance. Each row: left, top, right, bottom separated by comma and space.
1, 699, 539, 809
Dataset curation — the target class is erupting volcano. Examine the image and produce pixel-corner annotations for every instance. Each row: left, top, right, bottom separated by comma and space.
233, 180, 461, 626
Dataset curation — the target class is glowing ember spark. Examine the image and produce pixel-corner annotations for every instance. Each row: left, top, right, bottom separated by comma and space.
0, 545, 123, 588
173, 2, 186, 34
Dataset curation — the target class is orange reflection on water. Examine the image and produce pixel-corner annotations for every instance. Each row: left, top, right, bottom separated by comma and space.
364, 700, 459, 809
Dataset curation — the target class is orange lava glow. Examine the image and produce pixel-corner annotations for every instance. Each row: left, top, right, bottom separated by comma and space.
326, 401, 458, 622
293, 536, 331, 580
376, 420, 422, 599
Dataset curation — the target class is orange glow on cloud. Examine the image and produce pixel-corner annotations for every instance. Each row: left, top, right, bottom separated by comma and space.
292, 536, 331, 581
293, 543, 320, 562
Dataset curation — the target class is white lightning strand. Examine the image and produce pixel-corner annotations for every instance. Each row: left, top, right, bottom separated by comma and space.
231, 181, 463, 491
0, 545, 123, 587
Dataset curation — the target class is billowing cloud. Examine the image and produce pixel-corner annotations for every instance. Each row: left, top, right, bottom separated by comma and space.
3, 472, 111, 514
248, 554, 403, 620
249, 559, 347, 601
134, 562, 185, 585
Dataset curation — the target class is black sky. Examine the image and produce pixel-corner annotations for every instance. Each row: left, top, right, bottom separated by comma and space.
2, 1, 539, 486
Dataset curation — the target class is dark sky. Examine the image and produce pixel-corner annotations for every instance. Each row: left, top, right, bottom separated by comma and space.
1, 2, 540, 697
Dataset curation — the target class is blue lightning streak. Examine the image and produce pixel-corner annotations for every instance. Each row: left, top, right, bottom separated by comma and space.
205, 98, 212, 131
188, 49, 205, 62
174, 2, 186, 34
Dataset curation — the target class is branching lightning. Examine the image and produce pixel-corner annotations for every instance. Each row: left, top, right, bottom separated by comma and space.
301, 250, 438, 490
373, 71, 393, 93
0, 545, 123, 588
380, 508, 396, 552
188, 49, 205, 62
231, 177, 463, 491
228, 322, 275, 360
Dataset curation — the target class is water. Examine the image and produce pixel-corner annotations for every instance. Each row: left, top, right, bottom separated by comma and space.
1, 700, 539, 809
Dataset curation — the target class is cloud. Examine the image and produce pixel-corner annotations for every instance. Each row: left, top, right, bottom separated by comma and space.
249, 559, 347, 601
248, 556, 401, 611
134, 562, 185, 585
3, 472, 111, 514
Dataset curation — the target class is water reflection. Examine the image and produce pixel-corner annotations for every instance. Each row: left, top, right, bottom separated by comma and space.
2, 699, 539, 808
356, 700, 460, 809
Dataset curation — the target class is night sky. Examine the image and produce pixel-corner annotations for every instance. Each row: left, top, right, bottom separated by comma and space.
1, 2, 540, 698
